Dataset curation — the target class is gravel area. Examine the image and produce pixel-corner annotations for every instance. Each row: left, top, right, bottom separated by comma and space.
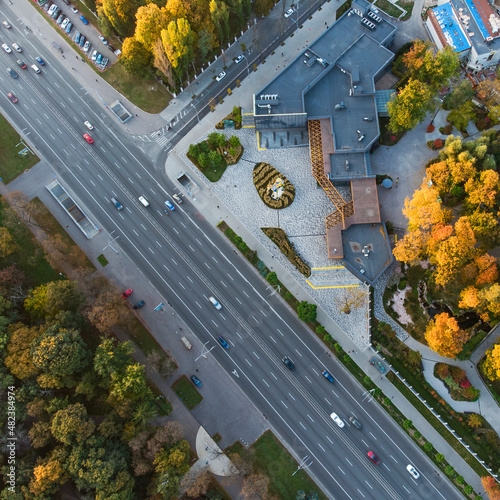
180, 128, 370, 349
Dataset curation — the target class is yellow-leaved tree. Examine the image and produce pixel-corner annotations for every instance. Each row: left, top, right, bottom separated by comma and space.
425, 312, 469, 358
482, 344, 500, 381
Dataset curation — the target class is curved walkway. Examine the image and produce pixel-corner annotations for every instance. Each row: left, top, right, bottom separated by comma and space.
373, 264, 500, 437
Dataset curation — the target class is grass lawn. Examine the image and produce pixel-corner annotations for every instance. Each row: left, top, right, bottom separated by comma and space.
375, 0, 405, 17
378, 117, 406, 146
102, 63, 172, 114
172, 375, 203, 410
224, 440, 244, 456
123, 318, 168, 356
0, 115, 40, 184
253, 431, 327, 500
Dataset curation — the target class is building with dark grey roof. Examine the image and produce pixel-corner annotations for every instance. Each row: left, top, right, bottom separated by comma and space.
252, 0, 397, 284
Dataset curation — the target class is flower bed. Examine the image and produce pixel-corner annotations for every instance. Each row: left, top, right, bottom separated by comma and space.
434, 362, 480, 401
253, 162, 295, 209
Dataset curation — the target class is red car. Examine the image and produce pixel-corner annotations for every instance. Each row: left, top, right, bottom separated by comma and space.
83, 133, 93, 144
367, 451, 381, 465
122, 288, 133, 298
7, 92, 18, 103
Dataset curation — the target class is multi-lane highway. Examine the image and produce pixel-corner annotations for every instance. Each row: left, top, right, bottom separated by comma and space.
0, 8, 464, 500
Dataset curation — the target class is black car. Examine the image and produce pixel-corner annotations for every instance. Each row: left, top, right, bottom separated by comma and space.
133, 300, 145, 309
282, 356, 294, 370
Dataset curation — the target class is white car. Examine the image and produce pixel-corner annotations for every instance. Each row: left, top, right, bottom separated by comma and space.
99, 35, 108, 45
284, 8, 294, 17
71, 6, 78, 13
235, 54, 243, 63
209, 296, 222, 310
12, 43, 22, 53
2, 21, 11, 29
215, 71, 226, 82
2, 43, 12, 53
84, 121, 94, 130
61, 18, 69, 30
330, 412, 345, 428
91, 50, 98, 61
31, 64, 41, 74
173, 193, 183, 204
83, 41, 90, 52
406, 464, 420, 479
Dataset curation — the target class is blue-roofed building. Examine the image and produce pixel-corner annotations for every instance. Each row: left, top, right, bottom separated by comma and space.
426, 0, 500, 71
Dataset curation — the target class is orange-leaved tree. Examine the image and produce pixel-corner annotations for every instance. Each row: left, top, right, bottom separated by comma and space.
482, 476, 500, 500
392, 229, 429, 264
425, 312, 469, 358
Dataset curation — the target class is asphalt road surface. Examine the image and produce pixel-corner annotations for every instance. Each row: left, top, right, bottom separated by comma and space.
0, 10, 463, 500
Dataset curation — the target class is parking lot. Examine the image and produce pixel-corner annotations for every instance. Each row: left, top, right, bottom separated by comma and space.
42, 2, 118, 70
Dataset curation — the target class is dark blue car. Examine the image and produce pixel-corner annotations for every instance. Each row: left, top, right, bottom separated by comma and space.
218, 336, 229, 349
80, 15, 89, 25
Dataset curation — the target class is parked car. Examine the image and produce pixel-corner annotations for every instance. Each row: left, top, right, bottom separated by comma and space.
83, 133, 93, 144
108, 44, 115, 52
216, 71, 226, 82
65, 22, 73, 34
349, 415, 362, 430
52, 8, 61, 19
6, 67, 18, 78
284, 7, 294, 17
35, 56, 45, 66
218, 336, 229, 349
122, 288, 133, 298
79, 36, 86, 47
84, 120, 94, 130
209, 296, 222, 310
61, 18, 69, 30
56, 14, 64, 25
322, 370, 334, 383
190, 375, 202, 388
99, 35, 108, 45
133, 300, 145, 309
282, 356, 294, 370
96, 53, 103, 64
111, 197, 123, 210
7, 92, 17, 103
2, 43, 12, 53
91, 50, 98, 61
406, 464, 420, 479
75, 32, 81, 44
173, 193, 183, 204
235, 54, 243, 63
16, 59, 27, 69
80, 15, 88, 24
367, 451, 381, 465
71, 6, 78, 13
330, 412, 345, 428
83, 41, 90, 52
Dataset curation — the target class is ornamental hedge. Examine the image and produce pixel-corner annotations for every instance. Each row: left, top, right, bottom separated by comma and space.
253, 162, 295, 209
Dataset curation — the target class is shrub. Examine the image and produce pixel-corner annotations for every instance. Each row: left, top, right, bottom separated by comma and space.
464, 485, 473, 495
414, 430, 421, 439
343, 354, 351, 363
230, 135, 240, 147
316, 325, 325, 334
435, 453, 444, 463
363, 376, 371, 385
253, 163, 295, 209
323, 333, 332, 342
297, 301, 317, 322
434, 138, 444, 149
403, 419, 413, 429
444, 465, 454, 476
266, 271, 278, 285
383, 397, 391, 405
398, 280, 407, 290
334, 343, 342, 353
426, 124, 435, 133
424, 442, 433, 452
456, 475, 464, 485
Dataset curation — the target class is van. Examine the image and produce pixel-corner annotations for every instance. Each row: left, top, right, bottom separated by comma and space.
181, 336, 192, 350
138, 196, 149, 207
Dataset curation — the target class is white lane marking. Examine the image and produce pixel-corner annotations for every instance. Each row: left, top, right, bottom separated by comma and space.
121, 156, 128, 163
357, 489, 365, 498
299, 421, 306, 430
307, 414, 314, 422
221, 281, 227, 288
178, 282, 185, 290
236, 331, 242, 339
331, 390, 339, 398
227, 273, 234, 281
390, 455, 398, 463
253, 352, 260, 359
186, 276, 193, 283
180, 221, 186, 228
383, 463, 391, 471
163, 264, 170, 272
403, 486, 410, 494
345, 458, 353, 467
304, 375, 312, 384
156, 240, 162, 248
141, 223, 147, 230
89, 179, 96, 187
204, 262, 211, 269
229, 339, 235, 347
338, 467, 345, 475
195, 238, 202, 245
324, 397, 331, 406
277, 328, 284, 336
172, 227, 179, 234
270, 372, 277, 380
195, 301, 202, 308
235, 297, 242, 304
135, 172, 141, 179
97, 174, 103, 181
281, 401, 288, 409
188, 245, 195, 252
288, 393, 296, 401
364, 481, 373, 490
132, 230, 139, 236
148, 247, 154, 254
211, 320, 218, 327
362, 439, 369, 447
242, 290, 249, 298
295, 349, 303, 357
171, 259, 177, 266
369, 432, 377, 440
270, 336, 277, 343
263, 379, 269, 387
245, 358, 252, 367
212, 256, 218, 263
318, 443, 326, 452
326, 436, 333, 445
260, 309, 268, 317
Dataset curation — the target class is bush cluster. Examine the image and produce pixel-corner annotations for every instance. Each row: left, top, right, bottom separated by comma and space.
253, 162, 295, 209
261, 227, 310, 276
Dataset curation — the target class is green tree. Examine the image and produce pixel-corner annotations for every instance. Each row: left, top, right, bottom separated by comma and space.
254, 0, 274, 17
101, 0, 139, 38
208, 150, 222, 168
445, 80, 473, 110
109, 363, 151, 401
468, 211, 500, 251
447, 102, 475, 132
197, 28, 215, 62
230, 135, 240, 147
24, 284, 48, 319
121, 37, 154, 78
297, 301, 317, 323
51, 403, 95, 445
388, 78, 433, 132
31, 326, 90, 388
94, 337, 134, 386
266, 271, 278, 284
198, 152, 208, 169
210, 0, 230, 44
132, 400, 158, 427
44, 280, 84, 316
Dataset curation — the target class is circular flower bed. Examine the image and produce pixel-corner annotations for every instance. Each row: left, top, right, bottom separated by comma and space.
253, 162, 295, 209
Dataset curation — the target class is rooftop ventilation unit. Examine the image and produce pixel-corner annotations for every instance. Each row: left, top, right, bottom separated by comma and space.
361, 18, 376, 31
335, 102, 346, 110
345, 160, 350, 171
367, 10, 382, 23
317, 58, 329, 67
